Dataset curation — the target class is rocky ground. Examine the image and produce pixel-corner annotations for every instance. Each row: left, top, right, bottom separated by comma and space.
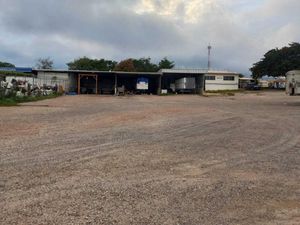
0, 91, 299, 225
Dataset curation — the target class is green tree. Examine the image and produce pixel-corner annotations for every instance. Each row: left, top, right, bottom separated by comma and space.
132, 57, 158, 72
114, 59, 136, 72
158, 57, 175, 69
67, 57, 117, 71
250, 42, 300, 79
0, 61, 15, 68
36, 57, 54, 69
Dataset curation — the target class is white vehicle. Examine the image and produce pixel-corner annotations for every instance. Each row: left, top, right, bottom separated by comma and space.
175, 77, 196, 93
286, 70, 300, 95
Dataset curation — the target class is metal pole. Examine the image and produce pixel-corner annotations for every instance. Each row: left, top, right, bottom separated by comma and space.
208, 44, 212, 70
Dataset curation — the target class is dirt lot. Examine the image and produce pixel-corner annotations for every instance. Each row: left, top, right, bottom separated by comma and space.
0, 91, 299, 225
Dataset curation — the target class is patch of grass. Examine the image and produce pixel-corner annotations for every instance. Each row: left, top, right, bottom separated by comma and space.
0, 98, 17, 106
0, 94, 62, 107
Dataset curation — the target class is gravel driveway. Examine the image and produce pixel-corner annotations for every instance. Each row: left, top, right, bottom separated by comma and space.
0, 91, 299, 224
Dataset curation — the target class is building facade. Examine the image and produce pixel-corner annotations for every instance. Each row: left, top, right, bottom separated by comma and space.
204, 71, 239, 91
31, 68, 239, 94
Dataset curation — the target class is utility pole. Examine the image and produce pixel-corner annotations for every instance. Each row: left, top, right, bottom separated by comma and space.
208, 44, 212, 70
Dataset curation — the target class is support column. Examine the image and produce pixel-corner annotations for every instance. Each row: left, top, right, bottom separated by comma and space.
195, 75, 203, 95
95, 75, 98, 95
202, 75, 205, 94
199, 75, 205, 95
157, 75, 162, 95
114, 74, 117, 95
78, 74, 81, 94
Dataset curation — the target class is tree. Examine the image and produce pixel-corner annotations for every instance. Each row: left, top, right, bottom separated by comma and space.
114, 59, 136, 72
36, 57, 54, 69
250, 42, 300, 79
158, 57, 175, 69
67, 57, 117, 71
132, 57, 158, 72
0, 61, 15, 68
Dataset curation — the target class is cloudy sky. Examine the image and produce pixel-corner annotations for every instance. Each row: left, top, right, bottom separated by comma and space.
0, 0, 299, 74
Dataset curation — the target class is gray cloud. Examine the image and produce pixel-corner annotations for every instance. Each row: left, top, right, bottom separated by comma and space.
0, 0, 299, 74
0, 0, 184, 50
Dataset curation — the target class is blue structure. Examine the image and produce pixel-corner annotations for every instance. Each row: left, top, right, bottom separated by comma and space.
16, 67, 32, 73
0, 67, 15, 71
0, 67, 32, 73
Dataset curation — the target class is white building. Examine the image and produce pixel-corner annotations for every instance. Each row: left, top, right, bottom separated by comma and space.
204, 71, 239, 91
160, 69, 239, 91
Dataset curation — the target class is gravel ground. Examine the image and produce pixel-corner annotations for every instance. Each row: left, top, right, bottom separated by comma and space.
0, 91, 299, 225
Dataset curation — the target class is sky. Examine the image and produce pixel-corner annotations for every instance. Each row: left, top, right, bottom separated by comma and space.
0, 0, 299, 75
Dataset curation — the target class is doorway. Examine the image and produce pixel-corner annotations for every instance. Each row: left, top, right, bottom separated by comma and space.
78, 74, 98, 94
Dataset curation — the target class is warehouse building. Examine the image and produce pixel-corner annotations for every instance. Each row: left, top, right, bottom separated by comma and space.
32, 68, 239, 94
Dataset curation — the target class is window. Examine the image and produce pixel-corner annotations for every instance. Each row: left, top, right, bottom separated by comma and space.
223, 76, 235, 81
205, 76, 216, 80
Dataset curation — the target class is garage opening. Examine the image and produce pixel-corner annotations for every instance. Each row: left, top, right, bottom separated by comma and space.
78, 74, 98, 94
99, 74, 115, 94
116, 74, 160, 95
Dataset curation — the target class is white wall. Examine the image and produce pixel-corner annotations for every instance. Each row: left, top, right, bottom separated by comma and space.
37, 72, 69, 81
5, 76, 34, 84
286, 71, 300, 95
205, 74, 239, 91
36, 71, 70, 91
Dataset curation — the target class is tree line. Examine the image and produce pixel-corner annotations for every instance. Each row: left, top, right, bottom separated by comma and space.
1, 57, 175, 72
67, 57, 174, 72
250, 42, 300, 79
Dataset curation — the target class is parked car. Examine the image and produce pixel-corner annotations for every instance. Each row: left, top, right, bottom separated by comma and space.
245, 83, 261, 90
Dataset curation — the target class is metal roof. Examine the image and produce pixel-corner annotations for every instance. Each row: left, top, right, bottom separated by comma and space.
33, 68, 238, 76
16, 67, 32, 73
160, 68, 239, 75
33, 69, 160, 76
0, 67, 32, 73
206, 70, 239, 75
159, 68, 208, 74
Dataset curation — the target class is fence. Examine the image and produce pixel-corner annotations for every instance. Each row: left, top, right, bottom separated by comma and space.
0, 75, 69, 98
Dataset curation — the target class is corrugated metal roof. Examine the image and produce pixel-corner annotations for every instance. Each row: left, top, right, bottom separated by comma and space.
33, 69, 159, 75
160, 68, 239, 75
206, 70, 239, 75
33, 68, 238, 76
160, 69, 208, 74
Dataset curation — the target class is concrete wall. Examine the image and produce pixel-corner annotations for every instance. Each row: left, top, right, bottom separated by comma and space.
68, 73, 78, 92
205, 74, 239, 91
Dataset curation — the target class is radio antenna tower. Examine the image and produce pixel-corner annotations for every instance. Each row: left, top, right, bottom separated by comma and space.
208, 44, 212, 70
